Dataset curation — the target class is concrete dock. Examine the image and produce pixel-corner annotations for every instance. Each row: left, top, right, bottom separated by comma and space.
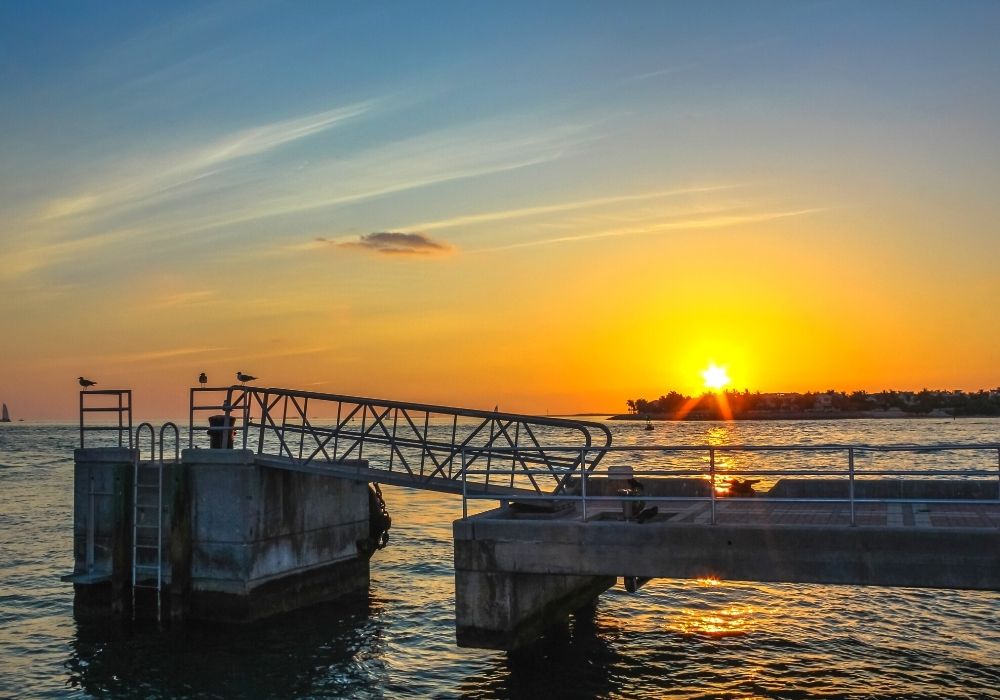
70, 385, 1000, 650
454, 485, 1000, 648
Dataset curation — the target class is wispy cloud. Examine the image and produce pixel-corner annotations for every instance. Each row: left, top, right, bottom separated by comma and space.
0, 228, 140, 279
323, 231, 452, 256
36, 100, 378, 224
478, 208, 824, 252
149, 290, 219, 309
407, 185, 737, 233
238, 345, 333, 362
180, 117, 597, 235
622, 64, 698, 83
622, 40, 770, 84
50, 346, 226, 367
15, 107, 595, 280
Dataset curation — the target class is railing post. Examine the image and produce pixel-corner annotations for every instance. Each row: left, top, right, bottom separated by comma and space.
299, 397, 309, 460
359, 405, 366, 463
709, 447, 717, 525
849, 447, 856, 527
79, 391, 84, 448
188, 388, 194, 449
117, 391, 123, 448
996, 447, 999, 501
280, 395, 289, 457
258, 391, 269, 454
461, 449, 468, 520
580, 449, 587, 522
127, 391, 133, 449
242, 390, 250, 450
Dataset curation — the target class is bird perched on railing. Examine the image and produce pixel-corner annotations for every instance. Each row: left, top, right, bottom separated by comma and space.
236, 371, 257, 385
78, 377, 97, 390
198, 372, 208, 385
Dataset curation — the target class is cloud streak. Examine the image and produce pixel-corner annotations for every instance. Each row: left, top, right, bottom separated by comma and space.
50, 346, 227, 367
407, 185, 738, 233
13, 106, 594, 280
477, 208, 825, 252
37, 100, 378, 224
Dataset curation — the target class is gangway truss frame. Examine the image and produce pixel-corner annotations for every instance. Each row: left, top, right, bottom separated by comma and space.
189, 386, 612, 497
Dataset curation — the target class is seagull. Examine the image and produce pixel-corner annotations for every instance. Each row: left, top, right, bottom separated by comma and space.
198, 372, 208, 385
78, 377, 97, 390
236, 371, 257, 385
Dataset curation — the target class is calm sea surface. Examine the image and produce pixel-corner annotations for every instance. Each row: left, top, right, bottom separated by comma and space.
1, 419, 999, 699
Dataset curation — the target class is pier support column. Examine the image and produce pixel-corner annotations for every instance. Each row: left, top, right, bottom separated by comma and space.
178, 449, 371, 621
68, 448, 136, 614
454, 519, 614, 649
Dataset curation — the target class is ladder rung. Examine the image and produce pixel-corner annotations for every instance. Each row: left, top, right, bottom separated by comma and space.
137, 483, 161, 489
134, 564, 160, 572
135, 544, 160, 550
135, 524, 161, 530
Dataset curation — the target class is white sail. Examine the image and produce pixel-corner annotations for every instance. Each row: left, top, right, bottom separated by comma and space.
1, 403, 9, 422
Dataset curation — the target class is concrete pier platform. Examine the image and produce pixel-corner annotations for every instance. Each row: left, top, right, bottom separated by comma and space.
179, 449, 371, 621
68, 447, 374, 621
454, 487, 1000, 648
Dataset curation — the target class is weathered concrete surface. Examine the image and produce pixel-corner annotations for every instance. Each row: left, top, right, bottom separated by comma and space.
566, 476, 712, 498
768, 478, 1000, 500
456, 496, 1000, 595
454, 518, 615, 649
178, 449, 370, 621
456, 478, 1000, 648
68, 448, 136, 614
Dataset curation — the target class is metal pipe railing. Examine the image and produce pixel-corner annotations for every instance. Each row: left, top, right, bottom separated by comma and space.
459, 443, 1000, 525
79, 389, 133, 448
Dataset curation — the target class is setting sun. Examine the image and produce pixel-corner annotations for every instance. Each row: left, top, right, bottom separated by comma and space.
702, 363, 731, 391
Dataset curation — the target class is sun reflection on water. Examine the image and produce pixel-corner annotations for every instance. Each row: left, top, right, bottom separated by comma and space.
673, 603, 758, 637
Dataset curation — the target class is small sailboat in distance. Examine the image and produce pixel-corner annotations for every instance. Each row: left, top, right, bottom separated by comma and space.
1, 403, 10, 422
643, 416, 654, 431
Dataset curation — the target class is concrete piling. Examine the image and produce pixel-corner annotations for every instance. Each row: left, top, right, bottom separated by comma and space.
69, 447, 372, 621
67, 448, 136, 615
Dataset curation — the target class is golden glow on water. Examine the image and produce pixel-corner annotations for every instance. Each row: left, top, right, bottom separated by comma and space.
673, 603, 757, 637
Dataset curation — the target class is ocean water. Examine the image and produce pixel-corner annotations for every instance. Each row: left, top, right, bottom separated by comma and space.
1, 419, 999, 699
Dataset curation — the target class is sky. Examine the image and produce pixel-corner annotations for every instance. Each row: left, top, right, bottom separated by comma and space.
1, 0, 998, 419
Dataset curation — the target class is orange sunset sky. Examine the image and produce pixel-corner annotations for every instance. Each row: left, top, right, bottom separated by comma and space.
1, 2, 998, 419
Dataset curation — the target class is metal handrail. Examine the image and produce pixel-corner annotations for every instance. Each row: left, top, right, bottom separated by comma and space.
459, 443, 1000, 524
189, 386, 252, 448
79, 389, 133, 448
188, 386, 613, 496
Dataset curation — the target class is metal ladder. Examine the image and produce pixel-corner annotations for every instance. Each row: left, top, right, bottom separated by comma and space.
131, 422, 179, 620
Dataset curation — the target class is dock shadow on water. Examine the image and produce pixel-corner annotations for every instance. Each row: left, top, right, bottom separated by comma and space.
66, 594, 389, 699
458, 603, 623, 699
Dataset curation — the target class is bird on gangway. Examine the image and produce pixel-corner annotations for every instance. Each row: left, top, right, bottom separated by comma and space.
78, 377, 97, 390
198, 372, 208, 385
236, 371, 257, 385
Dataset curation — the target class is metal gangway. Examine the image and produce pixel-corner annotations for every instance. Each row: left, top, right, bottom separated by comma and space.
189, 386, 613, 498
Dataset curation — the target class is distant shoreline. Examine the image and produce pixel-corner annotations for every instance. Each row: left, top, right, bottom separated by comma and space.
606, 409, 973, 421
